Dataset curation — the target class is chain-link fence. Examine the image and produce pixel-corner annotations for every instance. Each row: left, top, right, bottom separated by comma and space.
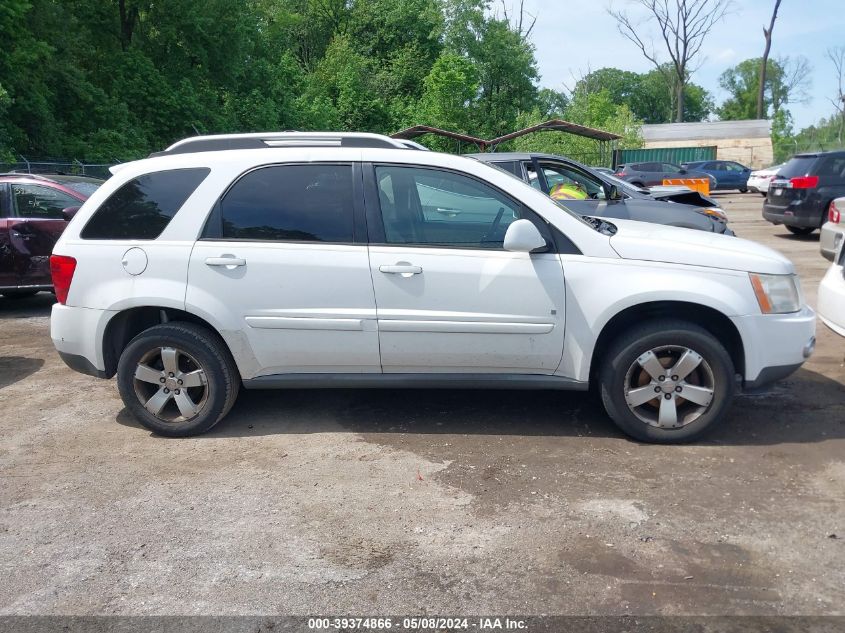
0, 159, 116, 180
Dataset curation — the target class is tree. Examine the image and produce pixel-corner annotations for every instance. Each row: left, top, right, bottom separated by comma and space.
608, 0, 731, 122
827, 46, 845, 144
718, 56, 810, 121
757, 0, 781, 119
574, 66, 713, 123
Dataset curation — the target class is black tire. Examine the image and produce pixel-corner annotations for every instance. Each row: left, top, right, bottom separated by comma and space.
598, 319, 735, 444
117, 322, 240, 437
785, 225, 815, 236
1, 290, 39, 299
739, 188, 748, 193
760, 192, 766, 197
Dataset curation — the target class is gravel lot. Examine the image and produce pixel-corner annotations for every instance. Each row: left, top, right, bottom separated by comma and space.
1, 192, 843, 616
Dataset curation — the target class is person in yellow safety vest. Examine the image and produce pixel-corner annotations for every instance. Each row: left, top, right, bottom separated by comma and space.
549, 180, 589, 201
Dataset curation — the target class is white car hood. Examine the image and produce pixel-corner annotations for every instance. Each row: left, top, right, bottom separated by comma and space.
608, 219, 795, 275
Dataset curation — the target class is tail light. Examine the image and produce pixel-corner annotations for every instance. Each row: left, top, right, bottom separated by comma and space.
614, 172, 625, 177
789, 175, 819, 189
830, 200, 842, 224
50, 255, 77, 305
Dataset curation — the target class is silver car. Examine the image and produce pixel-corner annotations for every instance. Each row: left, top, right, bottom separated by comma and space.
820, 198, 844, 261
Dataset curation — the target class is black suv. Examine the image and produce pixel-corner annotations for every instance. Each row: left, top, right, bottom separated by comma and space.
469, 153, 733, 234
763, 151, 845, 235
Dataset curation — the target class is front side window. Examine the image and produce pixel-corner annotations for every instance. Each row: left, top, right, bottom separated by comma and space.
528, 162, 604, 200
81, 168, 209, 240
662, 163, 682, 173
375, 165, 522, 249
12, 184, 80, 219
219, 164, 354, 242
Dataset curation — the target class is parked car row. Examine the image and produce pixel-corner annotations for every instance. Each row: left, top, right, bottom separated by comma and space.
0, 172, 103, 297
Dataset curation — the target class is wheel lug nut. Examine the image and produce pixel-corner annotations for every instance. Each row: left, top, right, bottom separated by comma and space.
671, 375, 679, 381
159, 377, 166, 383
175, 389, 180, 395
658, 375, 665, 382
664, 393, 672, 399
675, 386, 682, 392
168, 372, 175, 377
163, 388, 170, 394
654, 386, 661, 393
177, 379, 183, 385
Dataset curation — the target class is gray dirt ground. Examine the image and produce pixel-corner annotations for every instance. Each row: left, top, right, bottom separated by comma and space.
0, 192, 843, 616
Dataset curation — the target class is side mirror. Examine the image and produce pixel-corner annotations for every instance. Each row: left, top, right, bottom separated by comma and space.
504, 219, 546, 253
61, 206, 81, 220
607, 184, 620, 200
679, 168, 687, 175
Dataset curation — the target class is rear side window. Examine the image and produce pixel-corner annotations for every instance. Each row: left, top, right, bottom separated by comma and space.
815, 155, 845, 179
218, 164, 354, 242
778, 156, 818, 179
81, 168, 209, 240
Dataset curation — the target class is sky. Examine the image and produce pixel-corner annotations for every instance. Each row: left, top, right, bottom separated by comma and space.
516, 0, 845, 129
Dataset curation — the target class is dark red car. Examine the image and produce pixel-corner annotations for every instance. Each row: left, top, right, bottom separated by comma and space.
0, 173, 104, 298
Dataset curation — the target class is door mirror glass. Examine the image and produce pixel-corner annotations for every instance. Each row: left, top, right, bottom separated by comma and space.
503, 219, 546, 253
607, 184, 620, 200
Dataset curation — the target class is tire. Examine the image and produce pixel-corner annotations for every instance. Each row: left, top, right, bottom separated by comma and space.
739, 188, 748, 193
598, 319, 735, 444
1, 290, 39, 299
116, 322, 240, 437
786, 225, 815, 236
760, 192, 766, 197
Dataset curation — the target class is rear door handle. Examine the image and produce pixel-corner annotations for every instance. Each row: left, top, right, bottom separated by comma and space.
205, 256, 246, 267
379, 264, 422, 275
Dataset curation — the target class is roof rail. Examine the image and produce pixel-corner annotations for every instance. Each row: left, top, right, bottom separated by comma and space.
0, 172, 54, 181
150, 132, 408, 157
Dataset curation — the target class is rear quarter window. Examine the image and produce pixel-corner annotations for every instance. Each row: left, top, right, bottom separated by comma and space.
81, 168, 209, 240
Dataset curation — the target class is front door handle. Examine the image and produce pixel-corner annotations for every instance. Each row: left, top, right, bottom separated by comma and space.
205, 256, 246, 268
379, 264, 422, 276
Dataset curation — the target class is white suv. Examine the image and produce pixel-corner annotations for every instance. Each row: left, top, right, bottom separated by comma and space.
49, 132, 816, 443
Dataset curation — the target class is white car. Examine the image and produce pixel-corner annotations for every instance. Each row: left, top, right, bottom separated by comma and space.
818, 238, 845, 337
49, 132, 816, 443
747, 163, 784, 196
820, 198, 844, 262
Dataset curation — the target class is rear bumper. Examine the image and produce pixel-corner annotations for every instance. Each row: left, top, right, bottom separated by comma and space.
818, 262, 845, 337
51, 304, 115, 377
762, 198, 825, 227
730, 306, 816, 388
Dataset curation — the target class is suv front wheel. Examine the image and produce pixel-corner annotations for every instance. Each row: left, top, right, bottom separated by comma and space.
599, 320, 735, 443
117, 322, 240, 437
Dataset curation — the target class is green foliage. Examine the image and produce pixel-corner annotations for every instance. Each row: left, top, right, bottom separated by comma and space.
575, 67, 713, 124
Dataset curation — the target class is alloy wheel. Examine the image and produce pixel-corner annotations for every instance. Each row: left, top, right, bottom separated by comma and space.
623, 345, 715, 429
132, 346, 209, 423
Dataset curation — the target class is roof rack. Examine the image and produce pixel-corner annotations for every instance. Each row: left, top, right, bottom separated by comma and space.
150, 132, 409, 157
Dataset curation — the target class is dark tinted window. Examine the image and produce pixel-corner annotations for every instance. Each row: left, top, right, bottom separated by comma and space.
81, 168, 209, 240
11, 184, 80, 219
59, 180, 103, 197
778, 156, 818, 179
219, 165, 354, 242
816, 155, 845, 179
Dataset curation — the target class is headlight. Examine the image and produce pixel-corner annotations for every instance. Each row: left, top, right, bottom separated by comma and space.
697, 207, 728, 221
749, 273, 801, 314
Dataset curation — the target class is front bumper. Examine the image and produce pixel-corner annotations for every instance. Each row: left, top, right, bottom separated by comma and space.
730, 305, 816, 389
51, 304, 115, 377
818, 262, 845, 337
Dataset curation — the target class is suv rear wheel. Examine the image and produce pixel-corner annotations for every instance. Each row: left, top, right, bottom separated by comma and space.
116, 322, 240, 437
599, 320, 735, 443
